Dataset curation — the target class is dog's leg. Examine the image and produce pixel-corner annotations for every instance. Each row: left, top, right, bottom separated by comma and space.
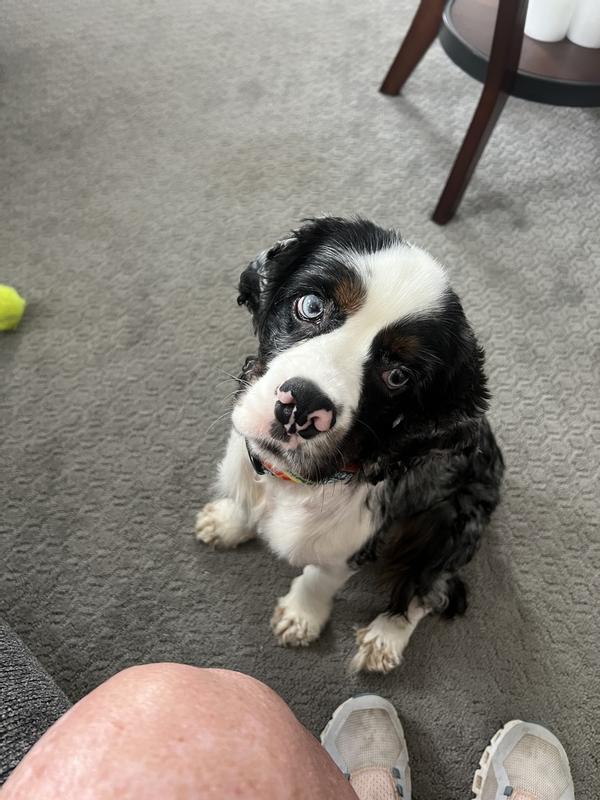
271, 564, 353, 647
351, 599, 429, 674
196, 430, 263, 548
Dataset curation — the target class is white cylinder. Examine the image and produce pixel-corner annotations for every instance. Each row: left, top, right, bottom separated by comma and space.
525, 0, 578, 42
567, 0, 600, 49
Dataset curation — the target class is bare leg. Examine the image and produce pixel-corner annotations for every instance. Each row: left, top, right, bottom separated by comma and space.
3, 664, 357, 800
272, 564, 354, 647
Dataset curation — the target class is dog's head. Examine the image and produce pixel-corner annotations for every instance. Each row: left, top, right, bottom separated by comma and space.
233, 217, 489, 481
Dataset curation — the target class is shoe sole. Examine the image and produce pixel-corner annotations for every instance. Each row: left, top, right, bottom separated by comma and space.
472, 719, 575, 800
471, 719, 522, 799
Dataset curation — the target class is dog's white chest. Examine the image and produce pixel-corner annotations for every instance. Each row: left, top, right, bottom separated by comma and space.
257, 479, 375, 568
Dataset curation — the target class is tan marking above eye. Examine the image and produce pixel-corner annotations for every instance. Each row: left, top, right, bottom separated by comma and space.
381, 333, 420, 359
333, 275, 366, 314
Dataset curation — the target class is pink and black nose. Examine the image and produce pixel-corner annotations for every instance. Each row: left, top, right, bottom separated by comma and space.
274, 378, 336, 440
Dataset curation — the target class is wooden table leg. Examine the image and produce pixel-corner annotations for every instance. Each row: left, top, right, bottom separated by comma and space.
432, 86, 509, 224
432, 0, 529, 224
380, 0, 446, 96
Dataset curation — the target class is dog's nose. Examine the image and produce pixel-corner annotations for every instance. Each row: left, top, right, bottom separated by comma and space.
274, 378, 336, 439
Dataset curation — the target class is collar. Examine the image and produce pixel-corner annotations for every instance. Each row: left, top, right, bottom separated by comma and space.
245, 440, 359, 486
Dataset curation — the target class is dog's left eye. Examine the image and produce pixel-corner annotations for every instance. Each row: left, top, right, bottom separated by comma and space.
382, 368, 408, 391
295, 294, 325, 322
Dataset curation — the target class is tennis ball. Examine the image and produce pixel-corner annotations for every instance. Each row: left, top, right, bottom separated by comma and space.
0, 285, 26, 331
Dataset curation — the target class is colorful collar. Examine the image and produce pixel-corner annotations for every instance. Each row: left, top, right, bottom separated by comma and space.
246, 441, 359, 486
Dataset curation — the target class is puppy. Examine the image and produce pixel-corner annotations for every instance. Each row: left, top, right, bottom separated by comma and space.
197, 217, 504, 673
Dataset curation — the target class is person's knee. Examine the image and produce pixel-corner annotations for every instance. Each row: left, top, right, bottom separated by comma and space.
101, 664, 283, 718
4, 663, 336, 800
105, 662, 207, 696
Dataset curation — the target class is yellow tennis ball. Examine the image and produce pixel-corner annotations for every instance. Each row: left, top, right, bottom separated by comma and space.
0, 285, 26, 331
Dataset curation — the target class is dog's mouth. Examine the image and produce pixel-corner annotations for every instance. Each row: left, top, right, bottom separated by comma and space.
237, 425, 319, 463
238, 423, 351, 484
268, 421, 306, 451
268, 415, 336, 449
249, 434, 286, 459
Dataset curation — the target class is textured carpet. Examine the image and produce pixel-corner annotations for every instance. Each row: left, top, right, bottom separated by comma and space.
1, 0, 599, 797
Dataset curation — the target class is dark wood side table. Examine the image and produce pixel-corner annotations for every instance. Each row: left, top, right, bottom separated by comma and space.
381, 0, 600, 224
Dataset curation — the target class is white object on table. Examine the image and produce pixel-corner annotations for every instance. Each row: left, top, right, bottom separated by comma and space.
567, 0, 600, 49
525, 0, 578, 42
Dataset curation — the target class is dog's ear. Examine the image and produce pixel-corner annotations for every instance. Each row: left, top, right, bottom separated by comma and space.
380, 303, 491, 468
237, 236, 298, 332
417, 338, 489, 454
237, 258, 262, 319
433, 331, 489, 439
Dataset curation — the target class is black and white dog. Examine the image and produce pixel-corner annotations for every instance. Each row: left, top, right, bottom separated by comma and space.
197, 217, 504, 673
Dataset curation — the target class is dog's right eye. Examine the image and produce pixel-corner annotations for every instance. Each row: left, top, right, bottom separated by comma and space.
294, 294, 325, 322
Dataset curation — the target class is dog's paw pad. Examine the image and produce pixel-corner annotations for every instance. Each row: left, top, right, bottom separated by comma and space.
195, 499, 252, 548
350, 626, 403, 674
270, 601, 322, 647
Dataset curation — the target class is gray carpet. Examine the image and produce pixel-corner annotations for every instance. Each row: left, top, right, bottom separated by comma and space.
1, 0, 599, 797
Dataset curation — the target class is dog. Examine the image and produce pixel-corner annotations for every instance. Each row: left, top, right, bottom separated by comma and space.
196, 217, 504, 673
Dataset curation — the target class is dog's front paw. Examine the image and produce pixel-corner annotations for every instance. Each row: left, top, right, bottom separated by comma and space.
271, 596, 327, 647
351, 614, 409, 674
195, 499, 254, 549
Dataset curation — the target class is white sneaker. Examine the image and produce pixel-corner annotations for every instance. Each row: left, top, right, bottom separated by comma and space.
320, 694, 411, 800
472, 720, 575, 800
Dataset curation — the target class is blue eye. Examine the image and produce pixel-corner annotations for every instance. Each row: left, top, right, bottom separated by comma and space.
295, 294, 325, 322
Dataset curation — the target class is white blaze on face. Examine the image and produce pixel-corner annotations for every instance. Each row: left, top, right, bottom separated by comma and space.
232, 242, 449, 445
